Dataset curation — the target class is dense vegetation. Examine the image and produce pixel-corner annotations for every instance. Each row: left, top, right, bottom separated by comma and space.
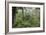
12, 7, 40, 28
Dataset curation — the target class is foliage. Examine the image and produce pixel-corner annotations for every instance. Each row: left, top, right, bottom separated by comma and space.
12, 7, 40, 28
